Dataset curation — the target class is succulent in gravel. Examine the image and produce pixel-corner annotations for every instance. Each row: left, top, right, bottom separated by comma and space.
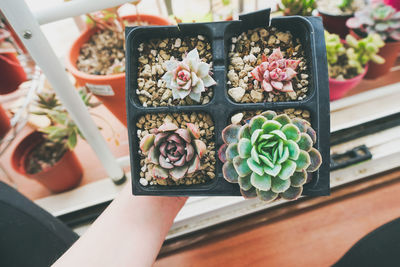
218, 110, 322, 202
140, 122, 206, 180
162, 48, 216, 102
250, 48, 300, 93
346, 3, 400, 42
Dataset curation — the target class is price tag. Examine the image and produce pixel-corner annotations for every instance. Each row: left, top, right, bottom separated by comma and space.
86, 83, 115, 96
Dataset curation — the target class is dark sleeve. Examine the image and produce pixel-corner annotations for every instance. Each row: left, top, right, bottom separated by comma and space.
0, 181, 78, 267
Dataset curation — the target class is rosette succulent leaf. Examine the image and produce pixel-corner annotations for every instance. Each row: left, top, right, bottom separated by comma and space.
250, 48, 301, 93
218, 111, 322, 202
140, 122, 206, 180
346, 3, 400, 42
162, 48, 216, 102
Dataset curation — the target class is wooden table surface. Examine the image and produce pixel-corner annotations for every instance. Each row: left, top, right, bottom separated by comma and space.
156, 170, 400, 267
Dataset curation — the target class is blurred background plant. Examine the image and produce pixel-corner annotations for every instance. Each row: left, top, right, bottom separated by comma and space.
325, 31, 385, 80
346, 3, 400, 42
279, 0, 316, 16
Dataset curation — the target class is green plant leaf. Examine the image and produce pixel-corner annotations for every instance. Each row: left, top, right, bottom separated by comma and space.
226, 143, 239, 162
239, 124, 251, 139
238, 138, 252, 158
222, 161, 239, 183
67, 131, 77, 149
259, 154, 274, 169
247, 158, 264, 175
238, 175, 252, 190
290, 170, 307, 187
278, 160, 296, 180
264, 163, 282, 177
256, 189, 278, 202
286, 140, 300, 160
233, 156, 252, 177
251, 146, 260, 164
250, 172, 271, 191
262, 120, 282, 133
249, 115, 267, 134
251, 129, 263, 145
271, 177, 291, 193
282, 123, 300, 142
280, 186, 303, 200
295, 150, 311, 171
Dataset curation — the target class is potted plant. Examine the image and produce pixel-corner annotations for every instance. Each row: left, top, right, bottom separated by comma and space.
11, 89, 99, 193
279, 0, 316, 16
325, 31, 385, 100
218, 110, 322, 201
66, 3, 171, 126
126, 9, 330, 199
346, 3, 400, 79
0, 104, 11, 139
0, 23, 27, 95
317, 0, 364, 38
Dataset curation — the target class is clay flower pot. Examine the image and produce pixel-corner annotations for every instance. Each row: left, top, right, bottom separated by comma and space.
329, 66, 368, 101
67, 14, 171, 126
365, 40, 400, 79
0, 104, 11, 139
0, 52, 27, 95
11, 131, 83, 193
318, 10, 353, 39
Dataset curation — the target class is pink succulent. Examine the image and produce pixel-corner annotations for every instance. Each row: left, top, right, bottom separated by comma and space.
250, 48, 300, 93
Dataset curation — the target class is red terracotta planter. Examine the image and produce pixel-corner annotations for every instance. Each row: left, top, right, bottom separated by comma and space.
365, 40, 400, 79
11, 131, 83, 193
67, 14, 171, 126
0, 52, 27, 95
0, 104, 11, 139
329, 66, 368, 101
318, 11, 353, 39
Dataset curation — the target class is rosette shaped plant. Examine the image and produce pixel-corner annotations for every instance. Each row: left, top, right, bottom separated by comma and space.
346, 3, 400, 42
218, 111, 322, 202
251, 48, 301, 93
140, 122, 206, 180
162, 48, 216, 102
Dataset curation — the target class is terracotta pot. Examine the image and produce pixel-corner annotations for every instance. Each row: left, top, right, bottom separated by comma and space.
349, 29, 400, 79
318, 11, 353, 39
11, 131, 83, 193
384, 0, 400, 10
365, 40, 400, 79
329, 66, 368, 101
0, 52, 27, 95
0, 104, 11, 139
67, 14, 171, 126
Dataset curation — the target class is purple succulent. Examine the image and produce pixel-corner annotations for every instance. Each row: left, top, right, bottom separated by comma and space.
140, 122, 206, 180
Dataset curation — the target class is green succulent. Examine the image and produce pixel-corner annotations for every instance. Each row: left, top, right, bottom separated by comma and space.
218, 111, 322, 202
280, 0, 316, 16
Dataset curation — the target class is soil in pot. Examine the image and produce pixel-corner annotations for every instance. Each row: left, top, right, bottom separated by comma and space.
227, 27, 310, 103
12, 132, 83, 193
25, 140, 67, 175
76, 20, 151, 76
136, 112, 216, 187
136, 35, 213, 107
69, 14, 170, 126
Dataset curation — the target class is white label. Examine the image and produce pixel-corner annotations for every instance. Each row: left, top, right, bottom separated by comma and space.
86, 83, 115, 96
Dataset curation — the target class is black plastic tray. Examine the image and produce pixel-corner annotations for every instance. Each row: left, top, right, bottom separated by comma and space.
126, 9, 330, 197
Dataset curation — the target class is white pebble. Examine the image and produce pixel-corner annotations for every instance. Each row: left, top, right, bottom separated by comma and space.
231, 113, 244, 124
228, 87, 245, 102
140, 178, 149, 186
174, 38, 181, 47
198, 35, 205, 40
